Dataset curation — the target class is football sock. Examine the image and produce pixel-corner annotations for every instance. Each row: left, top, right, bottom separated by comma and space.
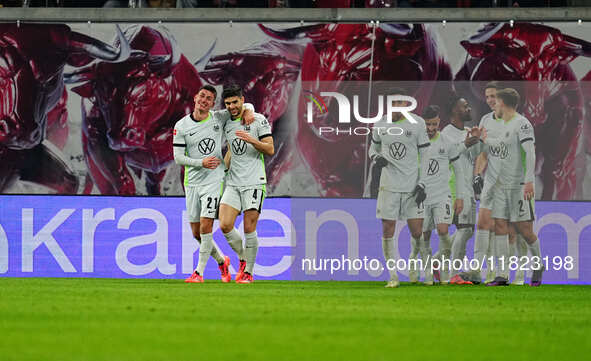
224, 228, 244, 260
527, 238, 542, 266
244, 231, 259, 274
194, 236, 224, 266
439, 233, 452, 259
450, 228, 472, 276
473, 229, 490, 273
495, 234, 510, 279
196, 232, 214, 276
382, 237, 398, 281
417, 234, 432, 282
516, 234, 528, 272
408, 236, 419, 280
486, 230, 495, 274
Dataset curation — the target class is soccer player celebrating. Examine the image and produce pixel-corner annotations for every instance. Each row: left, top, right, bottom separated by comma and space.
453, 82, 502, 285
464, 82, 528, 285
369, 88, 430, 288
218, 85, 274, 284
174, 85, 254, 283
481, 88, 543, 286
473, 82, 502, 284
439, 95, 481, 283
420, 105, 468, 285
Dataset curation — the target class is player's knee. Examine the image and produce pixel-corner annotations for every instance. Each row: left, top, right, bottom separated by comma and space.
381, 221, 395, 238
200, 224, 213, 235
244, 223, 257, 234
519, 227, 537, 244
495, 221, 508, 235
436, 226, 448, 237
524, 233, 537, 244
410, 230, 423, 240
219, 222, 233, 234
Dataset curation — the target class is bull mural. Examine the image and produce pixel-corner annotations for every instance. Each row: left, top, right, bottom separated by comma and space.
254, 23, 453, 197
2, 22, 591, 200
0, 23, 129, 193
66, 25, 202, 195
455, 22, 591, 200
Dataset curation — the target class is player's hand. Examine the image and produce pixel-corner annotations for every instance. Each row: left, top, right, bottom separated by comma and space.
464, 133, 479, 148
453, 198, 464, 215
202, 156, 221, 169
480, 127, 488, 142
236, 130, 257, 144
373, 155, 388, 168
470, 126, 483, 138
412, 183, 426, 207
473, 174, 484, 195
242, 108, 255, 126
523, 181, 534, 200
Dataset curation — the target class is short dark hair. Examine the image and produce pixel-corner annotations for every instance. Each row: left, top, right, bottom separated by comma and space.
422, 105, 440, 120
485, 81, 500, 91
390, 87, 407, 96
221, 84, 243, 100
446, 93, 461, 116
496, 88, 520, 109
198, 84, 217, 98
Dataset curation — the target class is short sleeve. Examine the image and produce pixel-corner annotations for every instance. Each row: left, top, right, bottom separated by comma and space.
257, 115, 272, 139
173, 122, 185, 147
518, 118, 535, 144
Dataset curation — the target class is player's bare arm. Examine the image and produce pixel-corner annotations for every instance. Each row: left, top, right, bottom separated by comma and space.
202, 156, 221, 169
235, 131, 274, 156
214, 103, 255, 125
522, 139, 536, 200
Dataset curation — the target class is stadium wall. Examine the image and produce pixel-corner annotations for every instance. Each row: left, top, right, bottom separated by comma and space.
1, 7, 591, 22
1, 21, 591, 199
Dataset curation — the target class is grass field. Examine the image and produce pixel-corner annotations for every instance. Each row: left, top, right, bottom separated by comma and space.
1, 278, 590, 361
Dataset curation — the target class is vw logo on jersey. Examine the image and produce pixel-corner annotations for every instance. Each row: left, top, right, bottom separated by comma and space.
232, 138, 247, 155
389, 142, 407, 160
427, 159, 439, 175
198, 138, 216, 155
489, 142, 508, 159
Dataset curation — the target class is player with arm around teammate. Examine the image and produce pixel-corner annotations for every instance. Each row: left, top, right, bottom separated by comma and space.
482, 88, 543, 287
420, 105, 470, 285
174, 85, 254, 283
218, 85, 274, 284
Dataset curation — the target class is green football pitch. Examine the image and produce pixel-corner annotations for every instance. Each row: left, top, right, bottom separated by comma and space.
1, 278, 589, 361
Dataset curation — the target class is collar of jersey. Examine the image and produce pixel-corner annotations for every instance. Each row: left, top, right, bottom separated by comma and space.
190, 112, 211, 123
429, 132, 440, 142
504, 113, 517, 124
391, 116, 405, 124
232, 116, 242, 122
450, 122, 465, 132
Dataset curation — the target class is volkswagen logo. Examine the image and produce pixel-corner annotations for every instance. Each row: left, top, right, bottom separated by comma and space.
232, 138, 247, 155
198, 138, 215, 155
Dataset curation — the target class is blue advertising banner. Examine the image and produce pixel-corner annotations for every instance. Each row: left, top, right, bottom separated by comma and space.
0, 195, 589, 284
